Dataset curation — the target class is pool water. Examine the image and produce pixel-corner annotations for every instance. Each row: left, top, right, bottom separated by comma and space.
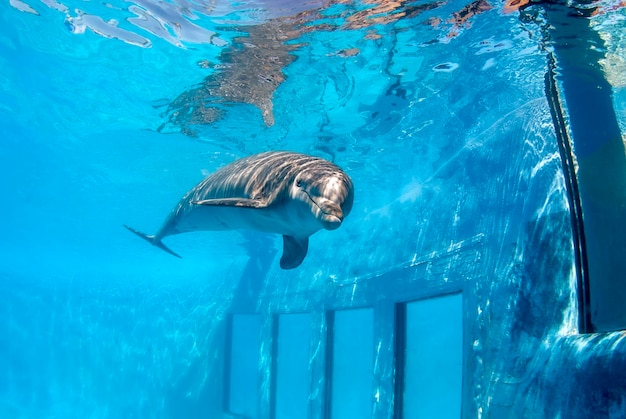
1, 0, 625, 418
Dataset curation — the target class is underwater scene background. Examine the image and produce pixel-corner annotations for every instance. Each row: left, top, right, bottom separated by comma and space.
1, 0, 626, 417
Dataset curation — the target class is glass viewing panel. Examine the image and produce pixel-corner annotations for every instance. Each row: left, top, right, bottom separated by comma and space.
274, 312, 312, 419
329, 307, 375, 418
401, 294, 463, 418
227, 313, 261, 417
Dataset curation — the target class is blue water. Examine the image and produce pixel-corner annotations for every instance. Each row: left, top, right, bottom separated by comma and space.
2, 0, 626, 418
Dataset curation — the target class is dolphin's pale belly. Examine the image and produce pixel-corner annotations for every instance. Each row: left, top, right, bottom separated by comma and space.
171, 200, 322, 238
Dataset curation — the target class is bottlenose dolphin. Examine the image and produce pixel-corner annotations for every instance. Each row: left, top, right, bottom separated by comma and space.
125, 151, 354, 269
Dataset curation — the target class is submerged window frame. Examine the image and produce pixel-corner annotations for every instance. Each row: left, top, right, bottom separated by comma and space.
222, 236, 481, 418
223, 313, 263, 417
394, 293, 464, 419
325, 307, 376, 419
271, 311, 314, 419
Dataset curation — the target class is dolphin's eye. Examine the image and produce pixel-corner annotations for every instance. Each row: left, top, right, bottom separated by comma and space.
296, 179, 303, 187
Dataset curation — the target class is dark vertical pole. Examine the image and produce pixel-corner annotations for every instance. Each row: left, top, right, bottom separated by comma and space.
393, 303, 407, 419
544, 53, 592, 333
542, 1, 626, 332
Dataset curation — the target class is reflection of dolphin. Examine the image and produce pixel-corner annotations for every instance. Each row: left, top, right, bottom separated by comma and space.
125, 151, 354, 269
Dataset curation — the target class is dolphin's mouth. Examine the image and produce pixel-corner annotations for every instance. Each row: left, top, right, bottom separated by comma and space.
302, 190, 343, 230
320, 213, 342, 230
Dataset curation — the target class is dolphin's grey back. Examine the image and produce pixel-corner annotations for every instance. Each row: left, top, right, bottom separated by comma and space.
187, 151, 344, 202
162, 151, 347, 234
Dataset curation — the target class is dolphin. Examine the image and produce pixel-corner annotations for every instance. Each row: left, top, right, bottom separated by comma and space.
124, 151, 354, 269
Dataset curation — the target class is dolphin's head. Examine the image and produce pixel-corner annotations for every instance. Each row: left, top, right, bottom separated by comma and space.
292, 167, 354, 230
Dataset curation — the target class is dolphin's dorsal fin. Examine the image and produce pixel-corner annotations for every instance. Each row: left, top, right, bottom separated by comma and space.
191, 198, 268, 208
280, 235, 309, 269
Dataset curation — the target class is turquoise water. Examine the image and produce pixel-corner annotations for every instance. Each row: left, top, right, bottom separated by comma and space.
2, 0, 626, 418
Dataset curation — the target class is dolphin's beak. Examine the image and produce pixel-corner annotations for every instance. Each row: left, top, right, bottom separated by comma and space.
317, 200, 344, 230
321, 213, 343, 230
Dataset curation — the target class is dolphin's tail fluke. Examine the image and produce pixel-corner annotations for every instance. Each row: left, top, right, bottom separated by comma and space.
124, 225, 182, 258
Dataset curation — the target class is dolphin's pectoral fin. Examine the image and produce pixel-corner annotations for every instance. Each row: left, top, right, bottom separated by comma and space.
191, 198, 268, 208
280, 235, 309, 269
